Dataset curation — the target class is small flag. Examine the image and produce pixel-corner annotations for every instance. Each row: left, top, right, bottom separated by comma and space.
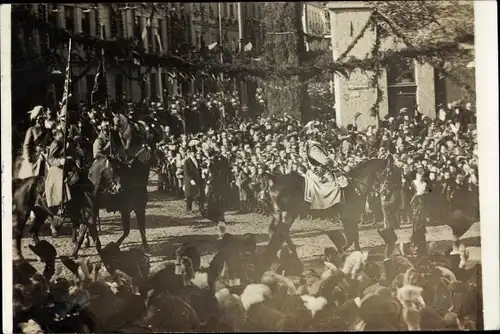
208, 42, 219, 51
91, 49, 108, 106
244, 42, 253, 52
59, 39, 72, 117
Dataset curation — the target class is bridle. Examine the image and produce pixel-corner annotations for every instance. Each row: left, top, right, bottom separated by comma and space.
349, 158, 394, 197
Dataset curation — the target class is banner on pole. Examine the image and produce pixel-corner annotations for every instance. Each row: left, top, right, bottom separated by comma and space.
59, 39, 72, 118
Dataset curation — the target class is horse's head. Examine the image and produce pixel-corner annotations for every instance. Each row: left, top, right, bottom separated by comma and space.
111, 112, 122, 132
380, 155, 402, 193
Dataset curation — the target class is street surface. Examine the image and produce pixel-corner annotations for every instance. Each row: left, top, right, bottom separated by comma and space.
22, 175, 481, 274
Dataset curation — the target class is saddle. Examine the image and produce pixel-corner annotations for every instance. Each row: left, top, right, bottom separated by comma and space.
304, 170, 347, 210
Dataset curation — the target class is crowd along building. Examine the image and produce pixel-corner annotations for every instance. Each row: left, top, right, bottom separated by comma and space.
326, 1, 475, 129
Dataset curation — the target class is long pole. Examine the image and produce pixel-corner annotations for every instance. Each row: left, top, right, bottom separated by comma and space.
302, 3, 310, 52
218, 3, 226, 128
60, 38, 72, 215
238, 2, 248, 118
157, 31, 164, 103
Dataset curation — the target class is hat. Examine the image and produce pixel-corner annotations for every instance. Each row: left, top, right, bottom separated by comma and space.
28, 106, 44, 121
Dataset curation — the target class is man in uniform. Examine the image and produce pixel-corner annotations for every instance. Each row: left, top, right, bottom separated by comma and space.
18, 106, 50, 179
93, 121, 111, 161
45, 125, 80, 214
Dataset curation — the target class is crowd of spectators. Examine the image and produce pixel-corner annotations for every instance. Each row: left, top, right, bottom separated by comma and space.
157, 100, 479, 226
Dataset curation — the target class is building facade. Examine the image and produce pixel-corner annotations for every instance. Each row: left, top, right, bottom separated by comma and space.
303, 2, 330, 51
12, 3, 264, 109
326, 1, 474, 129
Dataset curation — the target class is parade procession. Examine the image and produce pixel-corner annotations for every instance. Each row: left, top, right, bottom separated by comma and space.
7, 2, 488, 333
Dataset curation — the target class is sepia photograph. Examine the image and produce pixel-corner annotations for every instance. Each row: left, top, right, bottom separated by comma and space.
2, 1, 498, 332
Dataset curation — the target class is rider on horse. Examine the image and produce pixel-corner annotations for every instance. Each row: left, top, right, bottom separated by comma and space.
305, 131, 346, 186
45, 123, 82, 214
18, 106, 50, 179
93, 120, 111, 161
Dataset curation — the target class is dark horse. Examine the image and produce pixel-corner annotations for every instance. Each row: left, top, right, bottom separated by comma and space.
266, 157, 401, 256
105, 112, 154, 251
12, 174, 100, 260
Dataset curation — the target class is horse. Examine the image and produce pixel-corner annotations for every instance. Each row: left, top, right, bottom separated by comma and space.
12, 174, 100, 260
265, 157, 401, 257
108, 112, 154, 252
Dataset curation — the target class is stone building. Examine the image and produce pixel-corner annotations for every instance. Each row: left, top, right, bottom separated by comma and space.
326, 1, 475, 129
12, 3, 264, 110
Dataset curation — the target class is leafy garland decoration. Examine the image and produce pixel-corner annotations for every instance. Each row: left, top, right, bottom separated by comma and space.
369, 13, 384, 120
13, 6, 474, 90
372, 9, 475, 97
336, 13, 375, 62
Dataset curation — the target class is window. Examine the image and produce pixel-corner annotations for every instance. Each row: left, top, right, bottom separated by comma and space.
229, 4, 234, 18
82, 10, 90, 35
48, 5, 58, 27
222, 3, 227, 17
157, 19, 164, 52
65, 6, 74, 30
147, 24, 154, 52
110, 6, 120, 38
134, 16, 142, 41
387, 58, 417, 114
387, 58, 416, 85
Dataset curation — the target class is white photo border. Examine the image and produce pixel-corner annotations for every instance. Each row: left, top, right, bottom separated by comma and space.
1, 2, 499, 332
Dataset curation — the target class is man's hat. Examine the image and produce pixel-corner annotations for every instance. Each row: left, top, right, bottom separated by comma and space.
28, 106, 44, 121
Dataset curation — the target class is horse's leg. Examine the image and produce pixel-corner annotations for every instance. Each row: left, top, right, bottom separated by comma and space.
135, 206, 149, 252
29, 208, 48, 245
116, 210, 131, 248
13, 211, 28, 260
268, 210, 282, 239
268, 211, 297, 257
341, 215, 362, 252
88, 203, 102, 252
83, 229, 91, 248
72, 220, 88, 259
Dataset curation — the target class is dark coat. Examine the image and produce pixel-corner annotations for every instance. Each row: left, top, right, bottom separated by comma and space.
205, 155, 232, 222
184, 156, 203, 198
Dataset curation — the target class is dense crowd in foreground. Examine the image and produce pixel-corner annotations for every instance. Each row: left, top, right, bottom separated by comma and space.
14, 229, 482, 332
